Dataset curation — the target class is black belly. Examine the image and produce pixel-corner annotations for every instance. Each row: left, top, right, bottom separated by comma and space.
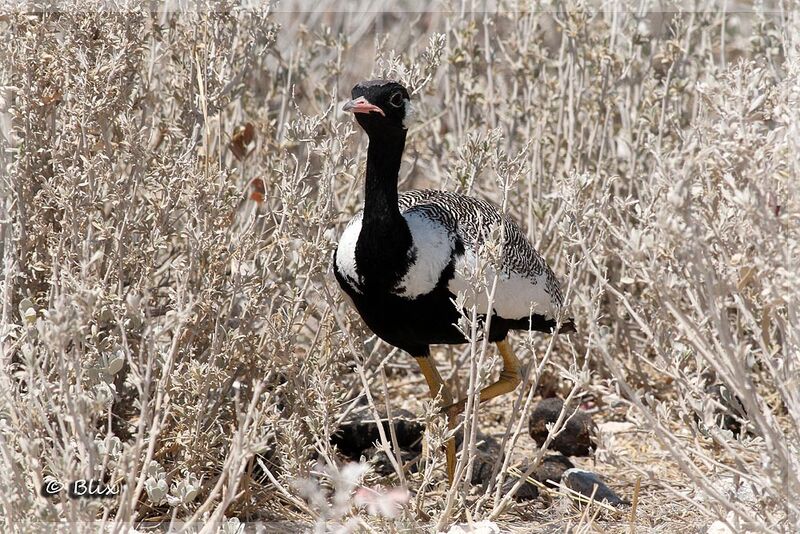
333, 262, 514, 356
347, 285, 466, 355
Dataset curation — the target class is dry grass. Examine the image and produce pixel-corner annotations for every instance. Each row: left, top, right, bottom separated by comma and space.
0, 1, 797, 532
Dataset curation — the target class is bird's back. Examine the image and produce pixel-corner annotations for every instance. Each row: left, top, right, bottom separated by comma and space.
398, 189, 566, 315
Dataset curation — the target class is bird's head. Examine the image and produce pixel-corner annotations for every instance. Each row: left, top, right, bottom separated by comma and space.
342, 80, 413, 137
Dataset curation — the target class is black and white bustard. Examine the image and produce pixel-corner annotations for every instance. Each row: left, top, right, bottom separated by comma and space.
335, 80, 575, 483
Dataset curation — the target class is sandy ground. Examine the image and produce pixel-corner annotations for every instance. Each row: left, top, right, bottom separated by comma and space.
369, 368, 721, 533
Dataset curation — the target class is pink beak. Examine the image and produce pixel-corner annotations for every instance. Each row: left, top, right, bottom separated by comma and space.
342, 96, 385, 116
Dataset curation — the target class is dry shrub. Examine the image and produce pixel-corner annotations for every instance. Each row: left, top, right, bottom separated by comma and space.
0, 2, 797, 532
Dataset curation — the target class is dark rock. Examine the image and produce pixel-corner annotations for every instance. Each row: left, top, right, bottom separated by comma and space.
533, 454, 574, 487
332, 409, 424, 461
501, 476, 540, 501
361, 446, 416, 477
499, 454, 573, 502
562, 468, 629, 506
449, 431, 515, 487
466, 433, 504, 486
528, 397, 596, 457
450, 431, 506, 485
334, 410, 511, 483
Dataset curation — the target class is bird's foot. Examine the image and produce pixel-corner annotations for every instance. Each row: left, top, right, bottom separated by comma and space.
440, 404, 460, 484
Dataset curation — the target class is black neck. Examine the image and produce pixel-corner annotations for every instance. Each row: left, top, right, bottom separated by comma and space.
356, 129, 411, 288
362, 131, 406, 225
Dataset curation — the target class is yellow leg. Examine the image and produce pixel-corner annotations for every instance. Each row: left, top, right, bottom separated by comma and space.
444, 339, 522, 416
415, 355, 457, 483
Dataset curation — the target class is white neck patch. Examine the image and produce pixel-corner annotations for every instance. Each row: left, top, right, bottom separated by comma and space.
402, 99, 417, 130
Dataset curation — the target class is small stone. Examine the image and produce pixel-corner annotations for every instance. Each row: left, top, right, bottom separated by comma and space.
562, 468, 629, 506
529, 397, 596, 457
445, 521, 500, 534
706, 512, 752, 534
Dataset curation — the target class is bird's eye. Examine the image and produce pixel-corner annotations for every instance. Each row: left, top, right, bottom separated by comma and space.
389, 92, 404, 108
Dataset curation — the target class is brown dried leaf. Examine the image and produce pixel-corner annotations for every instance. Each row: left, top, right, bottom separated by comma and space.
230, 122, 256, 160
248, 177, 266, 203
